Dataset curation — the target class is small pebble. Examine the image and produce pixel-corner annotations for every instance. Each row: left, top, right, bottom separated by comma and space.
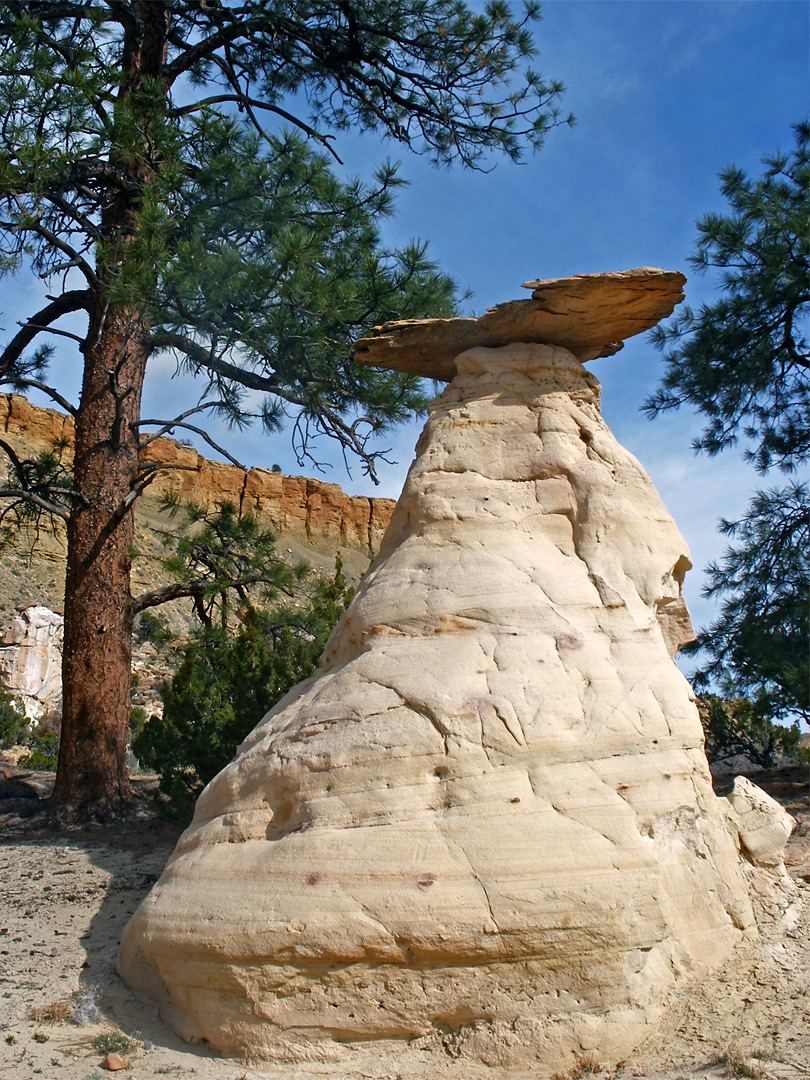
101, 1052, 130, 1071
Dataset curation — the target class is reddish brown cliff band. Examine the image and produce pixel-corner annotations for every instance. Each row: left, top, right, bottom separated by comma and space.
0, 394, 394, 555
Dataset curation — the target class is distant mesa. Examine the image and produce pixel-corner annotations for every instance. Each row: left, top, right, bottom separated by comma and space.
353, 267, 686, 380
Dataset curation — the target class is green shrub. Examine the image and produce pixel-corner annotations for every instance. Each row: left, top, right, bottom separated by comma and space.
91, 1032, 131, 1053
18, 727, 60, 771
133, 559, 353, 821
0, 686, 61, 770
134, 611, 174, 646
0, 684, 29, 747
698, 694, 803, 768
129, 706, 147, 742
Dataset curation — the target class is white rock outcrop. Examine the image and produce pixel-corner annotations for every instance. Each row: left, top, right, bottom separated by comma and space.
120, 289, 759, 1074
0, 605, 63, 719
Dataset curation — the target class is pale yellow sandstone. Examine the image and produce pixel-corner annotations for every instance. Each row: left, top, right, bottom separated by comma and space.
119, 338, 759, 1076
727, 775, 796, 868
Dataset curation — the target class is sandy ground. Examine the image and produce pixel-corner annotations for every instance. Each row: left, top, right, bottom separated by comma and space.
0, 765, 808, 1080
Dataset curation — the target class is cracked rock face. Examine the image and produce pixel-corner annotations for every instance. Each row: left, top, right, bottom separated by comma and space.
119, 343, 755, 1074
0, 605, 63, 719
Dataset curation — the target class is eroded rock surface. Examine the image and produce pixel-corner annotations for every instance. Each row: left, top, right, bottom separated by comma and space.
119, 342, 756, 1074
0, 605, 63, 719
0, 393, 395, 559
354, 267, 686, 379
728, 775, 796, 869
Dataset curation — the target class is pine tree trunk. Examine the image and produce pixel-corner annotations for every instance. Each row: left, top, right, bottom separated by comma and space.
49, 1, 168, 821
50, 308, 149, 820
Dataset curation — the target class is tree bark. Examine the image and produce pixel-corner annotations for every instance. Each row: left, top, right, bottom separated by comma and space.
51, 307, 149, 820
49, 0, 168, 821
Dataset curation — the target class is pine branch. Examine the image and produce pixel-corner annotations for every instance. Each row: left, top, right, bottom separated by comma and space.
0, 291, 92, 380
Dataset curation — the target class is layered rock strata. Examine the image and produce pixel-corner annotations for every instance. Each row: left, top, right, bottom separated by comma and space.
120, 270, 760, 1074
0, 393, 394, 557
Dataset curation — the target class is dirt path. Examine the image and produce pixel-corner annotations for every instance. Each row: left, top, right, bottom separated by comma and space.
0, 766, 808, 1080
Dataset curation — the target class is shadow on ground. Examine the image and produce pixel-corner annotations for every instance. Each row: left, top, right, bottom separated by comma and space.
0, 769, 224, 1063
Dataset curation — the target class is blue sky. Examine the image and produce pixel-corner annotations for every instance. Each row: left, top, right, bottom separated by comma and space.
6, 0, 809, 644
166, 0, 804, 638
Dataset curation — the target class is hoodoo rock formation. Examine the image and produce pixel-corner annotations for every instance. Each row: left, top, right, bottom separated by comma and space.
119, 270, 774, 1074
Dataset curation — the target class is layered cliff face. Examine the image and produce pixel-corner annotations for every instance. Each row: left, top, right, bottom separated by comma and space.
118, 341, 758, 1074
0, 394, 395, 624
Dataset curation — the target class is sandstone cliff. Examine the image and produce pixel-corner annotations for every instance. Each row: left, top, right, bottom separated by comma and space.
0, 394, 394, 625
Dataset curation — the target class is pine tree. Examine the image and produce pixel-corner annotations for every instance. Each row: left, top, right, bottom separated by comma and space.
0, 1, 570, 820
135, 494, 310, 630
646, 123, 809, 728
133, 557, 355, 823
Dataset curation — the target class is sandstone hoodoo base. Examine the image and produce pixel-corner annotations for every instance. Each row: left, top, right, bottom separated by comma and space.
118, 270, 794, 1075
